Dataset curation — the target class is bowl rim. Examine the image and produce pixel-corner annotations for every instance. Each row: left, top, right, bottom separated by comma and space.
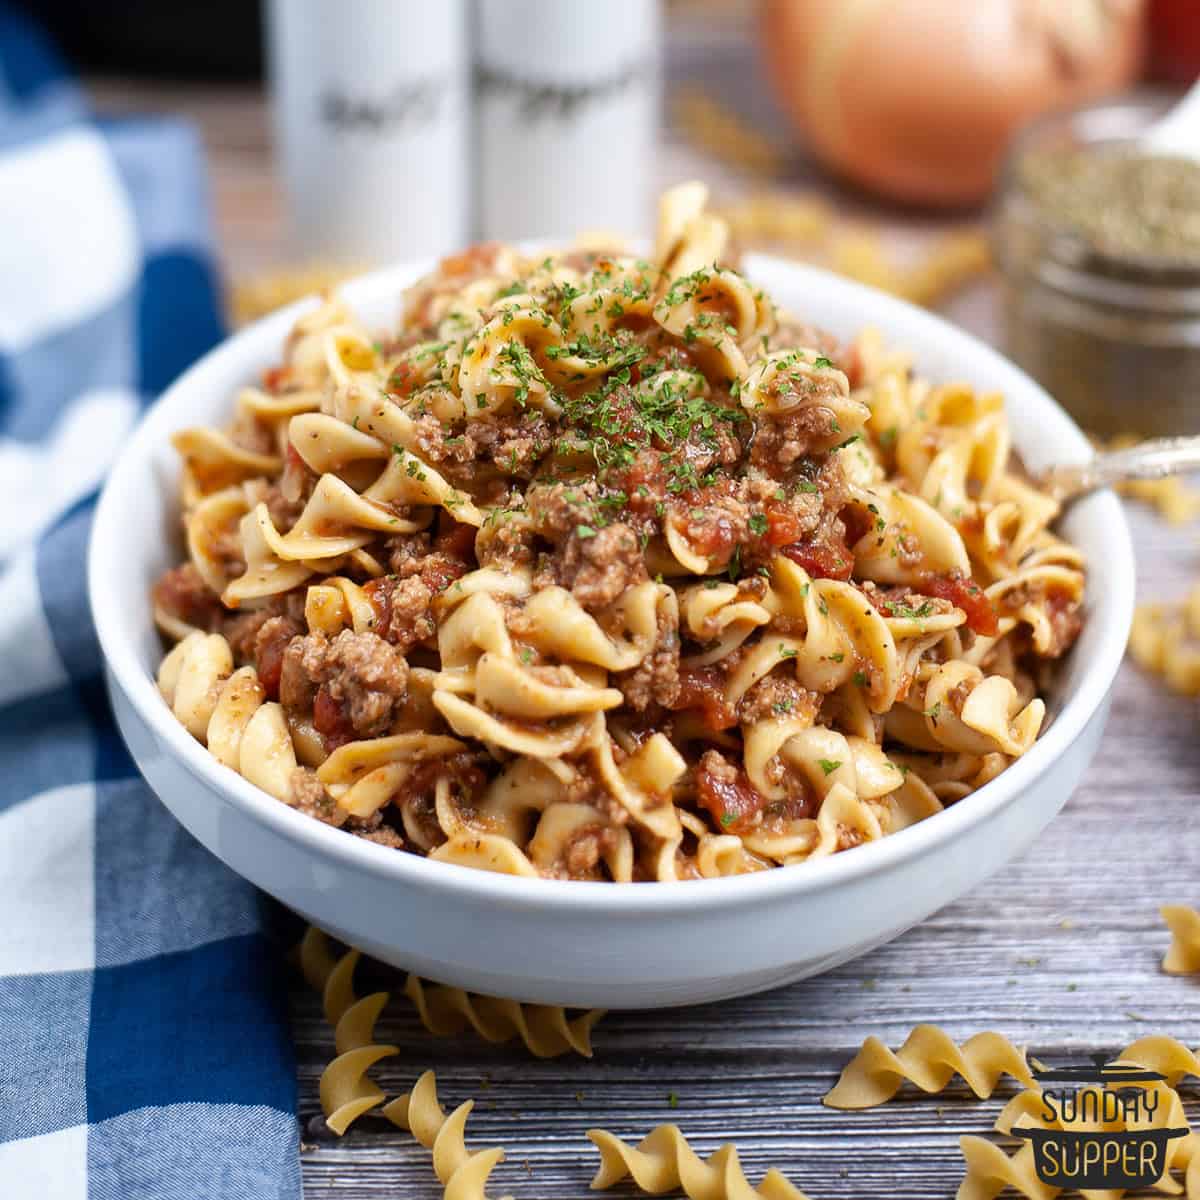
88, 251, 1135, 916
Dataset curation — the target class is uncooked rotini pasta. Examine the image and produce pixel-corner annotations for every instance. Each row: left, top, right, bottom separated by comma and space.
822, 1026, 1036, 1109
1099, 434, 1200, 525
230, 264, 361, 327
299, 925, 603, 1061
403, 974, 603, 1059
825, 1025, 1200, 1111
383, 1070, 509, 1200
300, 930, 515, 1192
1119, 1036, 1200, 1086
303, 933, 399, 1134
152, 180, 1085, 882
1161, 906, 1200, 976
672, 87, 788, 178
587, 1124, 811, 1200
1129, 586, 1200, 696
320, 1041, 398, 1136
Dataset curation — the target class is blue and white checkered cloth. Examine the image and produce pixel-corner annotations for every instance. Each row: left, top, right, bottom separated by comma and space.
0, 8, 300, 1197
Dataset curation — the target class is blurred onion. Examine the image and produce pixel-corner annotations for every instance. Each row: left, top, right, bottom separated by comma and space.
761, 0, 1145, 207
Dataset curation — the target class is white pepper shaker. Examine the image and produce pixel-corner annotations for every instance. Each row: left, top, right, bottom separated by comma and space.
476, 0, 661, 242
266, 0, 470, 264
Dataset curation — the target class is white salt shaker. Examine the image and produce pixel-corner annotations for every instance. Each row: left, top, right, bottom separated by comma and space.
476, 0, 661, 242
266, 0, 470, 264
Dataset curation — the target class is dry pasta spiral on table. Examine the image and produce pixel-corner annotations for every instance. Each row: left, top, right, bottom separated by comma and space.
298, 926, 602, 1064
151, 180, 1086, 881
383, 1071, 510, 1200
823, 1026, 1036, 1109
1119, 1035, 1200, 1086
1160, 906, 1200, 976
587, 1124, 812, 1200
1130, 586, 1200, 697
403, 974, 603, 1059
298, 930, 399, 1134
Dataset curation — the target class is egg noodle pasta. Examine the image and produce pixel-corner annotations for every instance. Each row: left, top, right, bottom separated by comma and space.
152, 181, 1085, 882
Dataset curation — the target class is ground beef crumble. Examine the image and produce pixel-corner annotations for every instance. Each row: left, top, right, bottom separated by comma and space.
616, 612, 681, 711
279, 629, 409, 749
561, 522, 648, 609
152, 563, 224, 631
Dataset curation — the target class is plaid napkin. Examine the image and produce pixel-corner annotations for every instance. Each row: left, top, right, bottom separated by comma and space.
0, 8, 300, 1197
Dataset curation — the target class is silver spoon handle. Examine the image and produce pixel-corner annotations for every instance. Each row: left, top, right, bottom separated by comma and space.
1039, 436, 1200, 503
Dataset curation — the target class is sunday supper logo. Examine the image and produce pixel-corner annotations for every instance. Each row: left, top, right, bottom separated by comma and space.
1011, 1059, 1189, 1190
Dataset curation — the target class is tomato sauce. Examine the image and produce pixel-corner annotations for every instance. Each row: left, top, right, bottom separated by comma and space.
254, 619, 299, 701
313, 686, 356, 751
672, 666, 738, 732
781, 533, 853, 580
695, 760, 768, 833
918, 570, 998, 636
262, 365, 292, 394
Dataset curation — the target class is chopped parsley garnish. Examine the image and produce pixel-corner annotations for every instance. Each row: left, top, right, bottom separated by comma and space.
748, 513, 768, 536
818, 759, 841, 776
575, 524, 598, 540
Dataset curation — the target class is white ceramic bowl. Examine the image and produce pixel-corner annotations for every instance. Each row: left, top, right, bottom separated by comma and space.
89, 254, 1134, 1009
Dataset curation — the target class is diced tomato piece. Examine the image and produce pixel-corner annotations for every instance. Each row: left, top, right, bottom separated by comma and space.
254, 620, 299, 701
387, 360, 421, 398
433, 518, 476, 563
763, 500, 804, 547
262, 365, 292, 393
919, 570, 998, 636
781, 534, 853, 581
673, 666, 738, 733
690, 515, 736, 563
695, 760, 768, 834
313, 686, 355, 752
439, 242, 501, 276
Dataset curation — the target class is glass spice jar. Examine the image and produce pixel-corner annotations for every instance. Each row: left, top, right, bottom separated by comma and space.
994, 95, 1200, 438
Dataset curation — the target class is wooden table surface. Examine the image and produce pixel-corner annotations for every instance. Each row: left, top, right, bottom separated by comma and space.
86, 31, 1200, 1198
